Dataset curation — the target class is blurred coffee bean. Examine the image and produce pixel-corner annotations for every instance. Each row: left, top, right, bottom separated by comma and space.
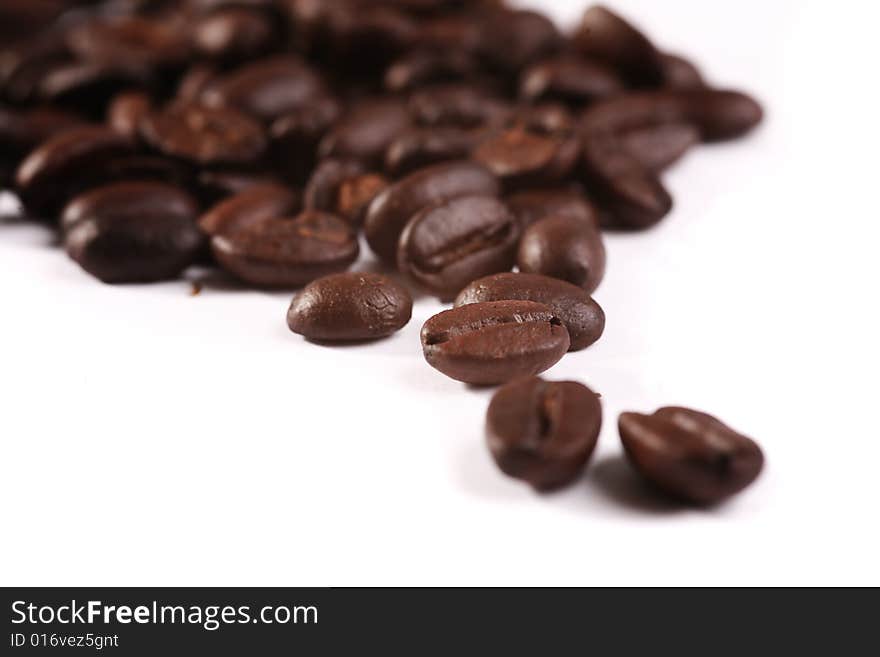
618, 407, 764, 505
480, 8, 561, 73
198, 182, 300, 236
409, 84, 509, 128
268, 96, 342, 183
517, 214, 606, 293
620, 122, 700, 171
303, 159, 364, 212
486, 377, 602, 490
456, 272, 605, 351
660, 53, 705, 90
0, 105, 86, 159
384, 50, 477, 92
397, 195, 518, 300
318, 97, 411, 167
107, 90, 152, 139
520, 54, 623, 104
336, 173, 388, 228
211, 211, 359, 288
572, 5, 664, 87
193, 6, 278, 62
287, 272, 412, 342
62, 181, 203, 283
38, 62, 152, 116
504, 186, 598, 230
364, 160, 499, 263
66, 15, 190, 71
196, 168, 282, 204
385, 126, 481, 176
421, 300, 570, 385
140, 102, 266, 166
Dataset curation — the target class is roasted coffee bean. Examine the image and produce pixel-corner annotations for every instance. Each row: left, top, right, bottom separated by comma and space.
455, 272, 604, 351
62, 181, 202, 283
517, 214, 606, 293
409, 84, 509, 129
505, 186, 599, 229
580, 90, 763, 229
268, 96, 342, 183
15, 125, 134, 218
486, 377, 602, 490
38, 62, 152, 117
107, 91, 153, 139
473, 104, 580, 188
211, 211, 359, 288
479, 8, 561, 72
384, 50, 478, 92
303, 159, 364, 213
318, 97, 411, 167
0, 105, 86, 158
140, 103, 266, 166
397, 195, 518, 300
336, 173, 388, 228
195, 168, 282, 204
364, 160, 499, 263
385, 126, 481, 176
176, 64, 220, 103
660, 53, 705, 91
287, 272, 412, 341
520, 55, 623, 104
198, 183, 300, 236
618, 407, 764, 505
0, 32, 70, 104
66, 16, 190, 71
620, 123, 700, 171
421, 300, 569, 385
572, 5, 664, 87
200, 55, 327, 122
193, 7, 278, 62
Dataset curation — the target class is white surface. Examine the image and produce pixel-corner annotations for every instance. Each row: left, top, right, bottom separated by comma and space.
1, 0, 878, 586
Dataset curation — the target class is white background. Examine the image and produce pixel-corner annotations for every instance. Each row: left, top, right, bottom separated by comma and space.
1, 0, 878, 586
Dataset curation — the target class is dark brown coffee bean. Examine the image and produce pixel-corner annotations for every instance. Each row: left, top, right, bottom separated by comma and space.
421, 300, 569, 385
660, 53, 705, 90
107, 91, 153, 140
66, 16, 190, 71
193, 7, 278, 62
62, 181, 202, 283
473, 104, 580, 188
455, 272, 604, 352
486, 377, 602, 491
211, 211, 359, 288
520, 55, 623, 104
201, 55, 327, 122
195, 168, 282, 204
479, 8, 561, 72
176, 64, 220, 103
198, 183, 300, 236
268, 96, 342, 183
38, 62, 152, 117
580, 90, 763, 229
0, 105, 86, 158
15, 125, 134, 218
409, 84, 510, 129
140, 103, 266, 166
318, 97, 411, 167
0, 32, 69, 104
384, 126, 481, 176
303, 159, 364, 213
618, 407, 765, 505
517, 214, 606, 294
287, 272, 412, 341
397, 195, 518, 300
572, 5, 664, 87
620, 123, 700, 172
364, 160, 499, 264
336, 173, 388, 228
505, 187, 599, 230
384, 50, 477, 92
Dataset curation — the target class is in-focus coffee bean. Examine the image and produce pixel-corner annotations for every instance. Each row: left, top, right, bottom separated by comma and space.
287, 272, 413, 342
618, 407, 764, 505
397, 195, 518, 300
517, 214, 607, 293
455, 272, 605, 352
421, 300, 570, 386
486, 377, 602, 491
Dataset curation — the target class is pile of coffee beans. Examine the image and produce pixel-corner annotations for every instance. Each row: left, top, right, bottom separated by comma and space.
1, 1, 765, 505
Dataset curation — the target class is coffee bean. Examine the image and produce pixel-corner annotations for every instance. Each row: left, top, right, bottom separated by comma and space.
0, 105, 86, 158
211, 211, 358, 288
198, 183, 300, 236
140, 102, 267, 166
15, 125, 134, 218
195, 168, 282, 204
572, 5, 664, 87
580, 90, 763, 228
107, 91, 153, 140
409, 84, 510, 129
518, 214, 606, 293
618, 407, 764, 505
268, 96, 342, 183
318, 97, 411, 167
505, 186, 599, 230
455, 272, 605, 351
384, 126, 481, 176
384, 50, 478, 92
660, 53, 705, 90
479, 8, 561, 72
398, 195, 518, 300
303, 159, 364, 213
62, 181, 203, 283
520, 55, 623, 104
287, 272, 412, 341
473, 104, 580, 188
421, 300, 569, 385
364, 160, 499, 263
66, 15, 190, 71
620, 123, 700, 172
200, 55, 327, 122
193, 7, 278, 62
176, 64, 220, 103
336, 173, 388, 228
486, 377, 602, 490
38, 62, 152, 117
